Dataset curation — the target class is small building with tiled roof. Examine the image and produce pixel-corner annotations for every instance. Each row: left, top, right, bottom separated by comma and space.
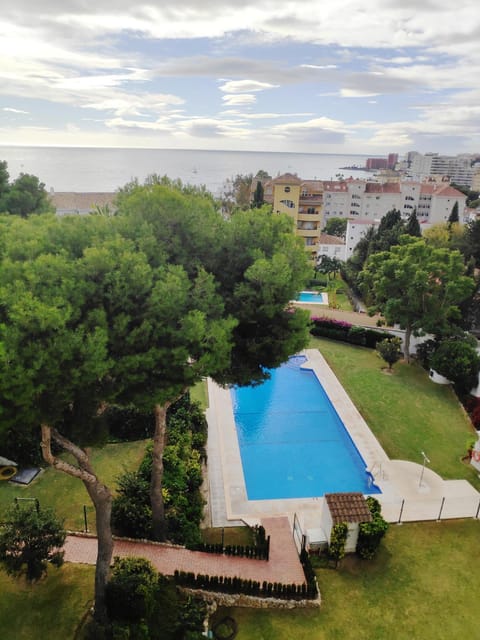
318, 233, 346, 261
321, 492, 373, 552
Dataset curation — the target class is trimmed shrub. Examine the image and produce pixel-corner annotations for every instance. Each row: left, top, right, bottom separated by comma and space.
328, 522, 348, 566
356, 497, 389, 560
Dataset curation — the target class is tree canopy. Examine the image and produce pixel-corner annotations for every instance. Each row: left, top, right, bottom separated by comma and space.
323, 217, 347, 238
0, 162, 53, 216
0, 504, 66, 581
360, 236, 475, 360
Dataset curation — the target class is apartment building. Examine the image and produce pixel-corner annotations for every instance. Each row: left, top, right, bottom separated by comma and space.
323, 179, 466, 226
262, 173, 323, 258
407, 152, 479, 187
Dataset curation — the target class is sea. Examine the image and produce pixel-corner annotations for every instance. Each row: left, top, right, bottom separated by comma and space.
0, 146, 374, 196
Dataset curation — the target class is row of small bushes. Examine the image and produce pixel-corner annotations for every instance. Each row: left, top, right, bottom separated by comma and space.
299, 548, 318, 594
187, 525, 270, 560
187, 539, 270, 560
310, 317, 392, 349
173, 570, 317, 600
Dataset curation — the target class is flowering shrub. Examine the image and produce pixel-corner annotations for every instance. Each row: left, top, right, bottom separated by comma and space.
310, 317, 391, 349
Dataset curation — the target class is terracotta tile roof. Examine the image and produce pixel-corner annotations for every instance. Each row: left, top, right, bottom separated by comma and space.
323, 181, 348, 191
325, 492, 373, 524
364, 183, 383, 193
272, 173, 302, 185
318, 233, 345, 245
432, 184, 466, 198
49, 192, 117, 213
420, 184, 435, 195
381, 182, 401, 193
364, 182, 400, 194
301, 180, 324, 193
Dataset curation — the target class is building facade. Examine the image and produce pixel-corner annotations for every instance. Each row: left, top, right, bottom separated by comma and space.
322, 179, 466, 227
263, 173, 323, 258
407, 152, 479, 187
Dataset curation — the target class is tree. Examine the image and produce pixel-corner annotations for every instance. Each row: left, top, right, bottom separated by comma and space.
448, 201, 459, 225
360, 237, 475, 361
0, 504, 66, 581
460, 219, 480, 266
115, 187, 311, 538
376, 337, 402, 371
430, 337, 480, 394
0, 219, 115, 620
405, 208, 421, 237
316, 254, 341, 280
323, 217, 347, 238
370, 208, 405, 253
0, 160, 10, 211
4, 173, 53, 217
252, 180, 264, 208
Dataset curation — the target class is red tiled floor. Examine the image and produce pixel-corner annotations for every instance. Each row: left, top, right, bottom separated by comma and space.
64, 516, 305, 585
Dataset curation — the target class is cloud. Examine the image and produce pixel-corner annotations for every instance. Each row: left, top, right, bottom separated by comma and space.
222, 94, 256, 106
219, 79, 279, 93
340, 88, 379, 98
2, 107, 29, 114
271, 117, 348, 145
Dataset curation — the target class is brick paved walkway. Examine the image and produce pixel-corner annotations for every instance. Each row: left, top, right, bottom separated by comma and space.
64, 516, 305, 585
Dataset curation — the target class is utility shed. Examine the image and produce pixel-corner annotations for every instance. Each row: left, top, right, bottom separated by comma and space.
322, 492, 373, 553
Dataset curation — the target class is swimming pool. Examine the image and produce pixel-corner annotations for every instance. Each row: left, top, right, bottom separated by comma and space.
231, 355, 380, 500
297, 290, 327, 304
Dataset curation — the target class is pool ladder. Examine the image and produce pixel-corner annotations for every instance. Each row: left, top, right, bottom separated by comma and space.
368, 462, 387, 483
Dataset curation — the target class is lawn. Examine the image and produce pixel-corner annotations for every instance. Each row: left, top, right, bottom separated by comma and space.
212, 518, 480, 640
0, 563, 94, 640
309, 336, 480, 491
0, 440, 148, 532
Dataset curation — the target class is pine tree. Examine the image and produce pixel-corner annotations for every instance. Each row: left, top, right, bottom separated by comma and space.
405, 208, 421, 237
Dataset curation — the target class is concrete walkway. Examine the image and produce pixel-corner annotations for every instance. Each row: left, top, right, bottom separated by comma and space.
64, 516, 306, 586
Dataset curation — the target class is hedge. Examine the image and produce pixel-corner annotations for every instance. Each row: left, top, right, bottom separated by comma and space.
173, 570, 317, 600
310, 317, 392, 348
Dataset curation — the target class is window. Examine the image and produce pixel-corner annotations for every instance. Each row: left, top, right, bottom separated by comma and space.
284, 186, 291, 193
279, 199, 295, 209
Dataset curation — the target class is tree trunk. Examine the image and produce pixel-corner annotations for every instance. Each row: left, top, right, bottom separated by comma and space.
40, 424, 113, 624
84, 479, 113, 624
404, 324, 412, 363
150, 403, 170, 541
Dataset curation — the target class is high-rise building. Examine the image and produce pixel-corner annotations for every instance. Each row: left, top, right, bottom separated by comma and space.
407, 152, 477, 187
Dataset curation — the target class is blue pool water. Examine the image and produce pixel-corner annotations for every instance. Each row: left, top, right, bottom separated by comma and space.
297, 291, 327, 304
231, 355, 380, 500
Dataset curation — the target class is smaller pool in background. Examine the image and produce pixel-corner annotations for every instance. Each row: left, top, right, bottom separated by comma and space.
297, 290, 328, 304
231, 355, 380, 500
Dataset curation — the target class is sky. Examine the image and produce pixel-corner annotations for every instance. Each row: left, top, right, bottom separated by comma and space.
1, 1, 480, 155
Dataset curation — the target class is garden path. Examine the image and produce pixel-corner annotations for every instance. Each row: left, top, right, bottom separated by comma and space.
63, 515, 306, 585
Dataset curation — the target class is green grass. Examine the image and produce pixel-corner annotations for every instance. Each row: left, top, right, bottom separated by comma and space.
190, 379, 209, 409
0, 440, 148, 532
201, 526, 254, 546
0, 563, 94, 640
309, 337, 480, 490
212, 519, 480, 640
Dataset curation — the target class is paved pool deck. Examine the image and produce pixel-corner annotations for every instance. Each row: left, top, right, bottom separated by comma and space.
206, 349, 480, 532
